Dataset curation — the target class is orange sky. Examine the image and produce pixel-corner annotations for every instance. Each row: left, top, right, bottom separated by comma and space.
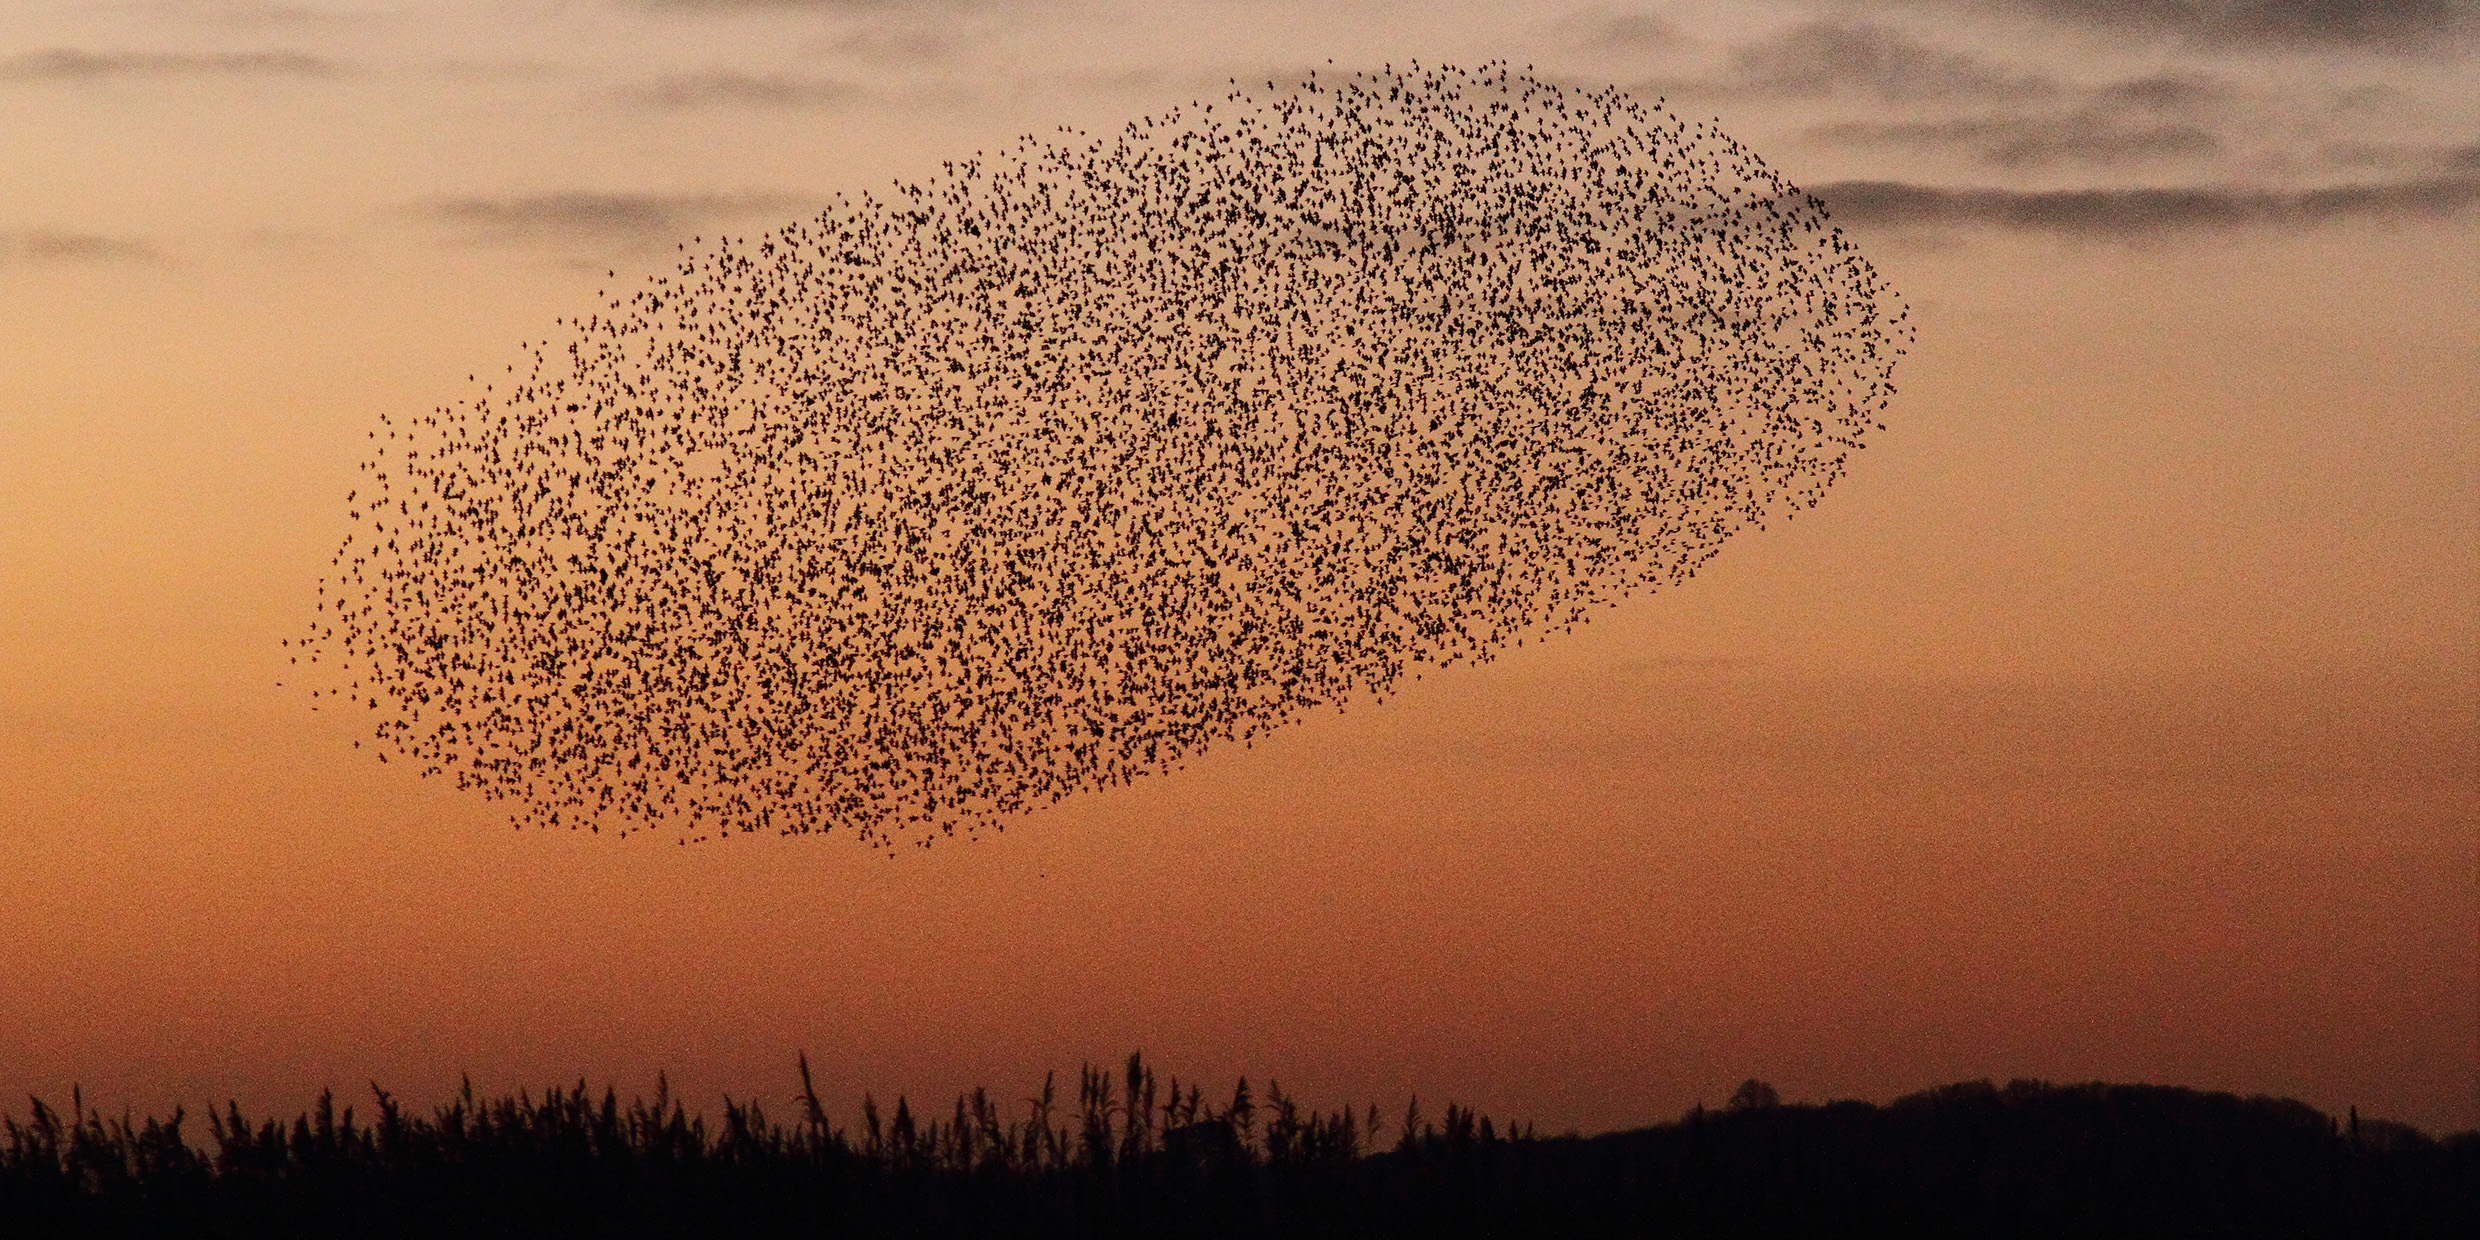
2, 1, 2475, 1136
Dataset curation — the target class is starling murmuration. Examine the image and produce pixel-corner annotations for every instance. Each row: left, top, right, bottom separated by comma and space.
296, 62, 1912, 848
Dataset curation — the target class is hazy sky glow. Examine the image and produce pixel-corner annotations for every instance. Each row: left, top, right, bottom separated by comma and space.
2, 1, 2474, 1136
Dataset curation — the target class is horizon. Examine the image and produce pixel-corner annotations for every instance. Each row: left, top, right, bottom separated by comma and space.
2, 1, 2474, 1140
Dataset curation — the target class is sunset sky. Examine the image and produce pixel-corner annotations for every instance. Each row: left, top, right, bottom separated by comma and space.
3, 1, 2474, 1137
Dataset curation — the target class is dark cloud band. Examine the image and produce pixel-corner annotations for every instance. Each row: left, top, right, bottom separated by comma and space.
0, 48, 342, 80
1727, 21, 2054, 103
0, 228, 161, 264
1813, 114, 2224, 169
1901, 1, 2478, 52
621, 72, 861, 108
1816, 173, 2480, 233
426, 192, 818, 249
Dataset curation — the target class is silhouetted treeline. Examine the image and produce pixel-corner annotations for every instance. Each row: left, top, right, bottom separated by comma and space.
4, 1055, 2472, 1238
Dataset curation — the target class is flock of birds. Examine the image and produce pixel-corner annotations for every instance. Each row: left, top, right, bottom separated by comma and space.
291, 62, 1910, 849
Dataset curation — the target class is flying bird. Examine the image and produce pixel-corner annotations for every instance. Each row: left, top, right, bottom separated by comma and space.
295, 62, 1912, 849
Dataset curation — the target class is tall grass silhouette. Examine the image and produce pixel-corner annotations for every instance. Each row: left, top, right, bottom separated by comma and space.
5, 1055, 2473, 1237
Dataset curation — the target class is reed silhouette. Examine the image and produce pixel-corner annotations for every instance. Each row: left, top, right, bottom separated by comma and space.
5, 1055, 2472, 1237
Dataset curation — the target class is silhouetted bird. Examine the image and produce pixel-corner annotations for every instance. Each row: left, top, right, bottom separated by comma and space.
294, 61, 1911, 849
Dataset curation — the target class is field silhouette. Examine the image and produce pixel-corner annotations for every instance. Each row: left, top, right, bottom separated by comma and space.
6, 1054, 2471, 1238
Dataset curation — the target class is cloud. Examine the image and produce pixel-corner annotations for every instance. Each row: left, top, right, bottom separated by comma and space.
0, 48, 343, 80
622, 71, 861, 108
1814, 113, 2224, 169
833, 21, 967, 62
1724, 20, 2053, 103
1909, 1, 2479, 52
0, 228, 162, 265
425, 191, 818, 250
430, 58, 571, 82
635, 0, 985, 61
1811, 172, 2480, 234
1777, 43, 2244, 172
640, 0, 970, 11
176, 2, 392, 27
2089, 70, 2233, 110
1569, 10, 1681, 50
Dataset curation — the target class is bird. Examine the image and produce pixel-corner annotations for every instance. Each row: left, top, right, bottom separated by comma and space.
295, 60, 1911, 851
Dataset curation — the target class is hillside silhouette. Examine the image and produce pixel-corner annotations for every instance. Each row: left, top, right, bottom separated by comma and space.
6, 1055, 2471, 1238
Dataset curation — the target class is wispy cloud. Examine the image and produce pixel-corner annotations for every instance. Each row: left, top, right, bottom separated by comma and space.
1726, 20, 2054, 103
638, 0, 973, 12
1961, 0, 2480, 52
635, 0, 987, 61
0, 47, 344, 80
1714, 25, 2260, 175
429, 58, 571, 82
1814, 112, 2223, 169
1812, 171, 2480, 234
171, 2, 394, 28
425, 191, 817, 251
2090, 70, 2234, 111
1567, 9, 1682, 51
0, 228, 163, 265
622, 71, 861, 108
831, 20, 965, 63
629, 0, 977, 13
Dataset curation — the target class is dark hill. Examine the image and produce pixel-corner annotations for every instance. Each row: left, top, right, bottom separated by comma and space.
1382, 1079, 2475, 1239
5, 1062, 2471, 1238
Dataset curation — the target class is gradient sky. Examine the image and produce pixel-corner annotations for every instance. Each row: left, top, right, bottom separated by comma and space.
3, 1, 2474, 1137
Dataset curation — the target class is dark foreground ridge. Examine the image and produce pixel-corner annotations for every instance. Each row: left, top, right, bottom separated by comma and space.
6, 1056, 2472, 1238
